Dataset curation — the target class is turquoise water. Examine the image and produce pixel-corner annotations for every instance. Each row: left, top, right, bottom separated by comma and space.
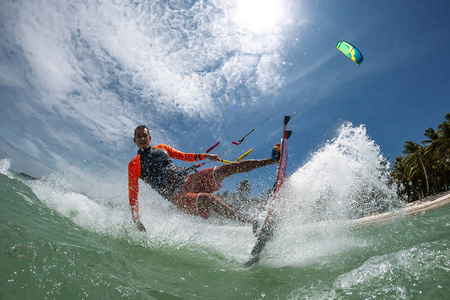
1, 167, 449, 299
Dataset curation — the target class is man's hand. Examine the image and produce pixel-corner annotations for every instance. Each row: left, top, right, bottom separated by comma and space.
135, 220, 147, 232
204, 153, 220, 162
271, 143, 281, 164
273, 143, 281, 153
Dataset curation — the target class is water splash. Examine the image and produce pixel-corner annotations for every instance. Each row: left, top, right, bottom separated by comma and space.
282, 122, 401, 223
262, 123, 403, 266
0, 159, 12, 178
26, 169, 253, 262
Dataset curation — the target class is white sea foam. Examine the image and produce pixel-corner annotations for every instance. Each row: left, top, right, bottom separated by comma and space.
0, 159, 13, 178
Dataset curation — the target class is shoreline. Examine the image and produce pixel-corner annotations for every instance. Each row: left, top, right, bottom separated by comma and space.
350, 190, 450, 226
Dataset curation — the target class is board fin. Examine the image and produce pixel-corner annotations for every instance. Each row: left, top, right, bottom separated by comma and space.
284, 115, 291, 125
286, 130, 292, 139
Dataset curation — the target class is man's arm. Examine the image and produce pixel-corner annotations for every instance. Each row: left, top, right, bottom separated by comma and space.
154, 144, 209, 162
128, 155, 146, 232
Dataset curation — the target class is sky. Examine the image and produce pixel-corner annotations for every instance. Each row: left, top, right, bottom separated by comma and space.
1, 0, 449, 194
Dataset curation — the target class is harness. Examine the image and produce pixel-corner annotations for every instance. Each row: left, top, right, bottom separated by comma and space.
138, 147, 201, 200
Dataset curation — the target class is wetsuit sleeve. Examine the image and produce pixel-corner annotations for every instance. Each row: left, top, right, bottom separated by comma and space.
128, 155, 141, 222
154, 144, 205, 162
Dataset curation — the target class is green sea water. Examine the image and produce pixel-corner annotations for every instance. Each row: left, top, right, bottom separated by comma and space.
1, 169, 449, 299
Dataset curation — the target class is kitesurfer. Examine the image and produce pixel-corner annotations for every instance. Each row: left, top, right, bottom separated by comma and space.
128, 125, 280, 232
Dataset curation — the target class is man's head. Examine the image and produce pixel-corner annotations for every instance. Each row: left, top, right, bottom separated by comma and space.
134, 125, 151, 150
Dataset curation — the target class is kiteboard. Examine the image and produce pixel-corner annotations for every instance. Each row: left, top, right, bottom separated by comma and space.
245, 115, 291, 267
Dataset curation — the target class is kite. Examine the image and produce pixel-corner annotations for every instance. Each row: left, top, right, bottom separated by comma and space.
336, 41, 363, 65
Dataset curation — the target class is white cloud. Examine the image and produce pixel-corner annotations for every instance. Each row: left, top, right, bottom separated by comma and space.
1, 0, 291, 174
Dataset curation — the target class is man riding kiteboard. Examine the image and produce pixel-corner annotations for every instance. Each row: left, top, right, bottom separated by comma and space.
128, 125, 280, 232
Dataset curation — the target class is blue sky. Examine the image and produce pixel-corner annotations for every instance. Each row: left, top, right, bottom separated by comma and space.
1, 0, 449, 194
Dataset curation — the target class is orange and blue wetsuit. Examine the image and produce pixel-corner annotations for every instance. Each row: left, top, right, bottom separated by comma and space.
128, 144, 206, 222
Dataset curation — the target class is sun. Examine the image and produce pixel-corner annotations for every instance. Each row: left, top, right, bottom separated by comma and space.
236, 0, 285, 34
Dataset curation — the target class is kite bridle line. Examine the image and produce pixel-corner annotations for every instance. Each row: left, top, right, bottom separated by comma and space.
250, 92, 326, 153
209, 87, 303, 158
194, 91, 323, 173
203, 83, 303, 154
189, 71, 333, 175
184, 87, 304, 174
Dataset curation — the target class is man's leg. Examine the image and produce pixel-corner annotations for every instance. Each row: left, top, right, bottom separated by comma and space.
214, 158, 276, 182
173, 155, 278, 222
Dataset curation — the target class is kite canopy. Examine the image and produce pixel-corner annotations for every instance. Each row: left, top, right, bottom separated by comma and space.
336, 41, 363, 65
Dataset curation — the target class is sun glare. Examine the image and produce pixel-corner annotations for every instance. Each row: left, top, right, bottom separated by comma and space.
236, 0, 285, 34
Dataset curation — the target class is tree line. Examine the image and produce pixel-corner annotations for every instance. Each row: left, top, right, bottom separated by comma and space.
216, 179, 273, 215
391, 113, 450, 202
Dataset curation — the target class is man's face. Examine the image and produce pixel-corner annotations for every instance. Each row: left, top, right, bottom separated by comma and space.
134, 127, 151, 150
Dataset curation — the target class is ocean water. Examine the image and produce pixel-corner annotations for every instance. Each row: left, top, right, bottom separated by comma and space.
1, 124, 449, 299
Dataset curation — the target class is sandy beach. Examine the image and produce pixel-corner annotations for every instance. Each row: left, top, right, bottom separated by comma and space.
350, 190, 450, 226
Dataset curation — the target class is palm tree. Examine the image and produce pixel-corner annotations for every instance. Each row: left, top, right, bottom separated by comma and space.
435, 113, 450, 158
422, 127, 439, 145
392, 155, 422, 200
402, 141, 430, 196
236, 179, 251, 201
391, 113, 450, 200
